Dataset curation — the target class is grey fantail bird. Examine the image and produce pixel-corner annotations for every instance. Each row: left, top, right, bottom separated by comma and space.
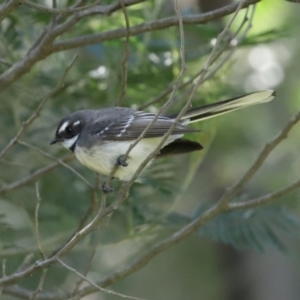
51, 90, 275, 191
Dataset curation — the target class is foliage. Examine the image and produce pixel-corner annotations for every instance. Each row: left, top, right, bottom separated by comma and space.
0, 0, 299, 299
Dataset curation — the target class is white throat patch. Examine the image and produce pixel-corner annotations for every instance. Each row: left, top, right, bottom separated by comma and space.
61, 134, 79, 149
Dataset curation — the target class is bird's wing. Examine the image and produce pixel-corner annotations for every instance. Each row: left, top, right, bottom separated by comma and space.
89, 111, 197, 141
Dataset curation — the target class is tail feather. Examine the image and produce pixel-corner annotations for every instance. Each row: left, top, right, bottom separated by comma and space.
172, 90, 275, 124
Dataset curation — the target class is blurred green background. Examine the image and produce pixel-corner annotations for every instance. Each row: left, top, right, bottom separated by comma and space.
1, 0, 300, 299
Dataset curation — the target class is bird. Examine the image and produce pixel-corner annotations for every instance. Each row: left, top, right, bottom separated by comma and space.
51, 90, 275, 192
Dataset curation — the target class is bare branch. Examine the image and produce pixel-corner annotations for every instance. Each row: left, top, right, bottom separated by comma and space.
229, 177, 300, 210
16, 254, 34, 273
72, 225, 102, 292
51, 0, 259, 53
0, 189, 120, 286
20, 0, 144, 15
0, 155, 74, 197
34, 183, 46, 260
57, 259, 145, 300
219, 110, 300, 205
19, 0, 102, 14
18, 141, 93, 189
115, 0, 131, 106
31, 269, 48, 300
3, 284, 62, 300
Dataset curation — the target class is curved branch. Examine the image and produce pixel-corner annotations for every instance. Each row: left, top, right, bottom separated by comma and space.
219, 109, 300, 204
51, 0, 259, 53
0, 155, 74, 197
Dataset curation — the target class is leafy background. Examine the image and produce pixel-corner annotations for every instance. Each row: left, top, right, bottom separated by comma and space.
1, 0, 300, 299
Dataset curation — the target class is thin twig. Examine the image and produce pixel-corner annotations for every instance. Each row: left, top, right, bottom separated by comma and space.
73, 214, 112, 293
50, 175, 99, 257
15, 254, 34, 273
0, 155, 74, 197
115, 0, 131, 106
0, 54, 78, 160
51, 0, 259, 53
31, 268, 48, 300
2, 259, 6, 278
229, 177, 300, 210
35, 183, 46, 260
219, 110, 300, 205
19, 0, 102, 14
18, 141, 92, 188
57, 258, 145, 300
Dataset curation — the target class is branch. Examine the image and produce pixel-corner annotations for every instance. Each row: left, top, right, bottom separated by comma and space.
219, 109, 300, 205
0, 155, 74, 197
57, 259, 144, 300
20, 0, 145, 15
34, 183, 46, 260
19, 0, 102, 14
0, 184, 125, 286
76, 200, 226, 297
31, 269, 48, 300
229, 177, 300, 210
3, 284, 62, 300
115, 0, 131, 106
18, 141, 93, 188
51, 0, 259, 53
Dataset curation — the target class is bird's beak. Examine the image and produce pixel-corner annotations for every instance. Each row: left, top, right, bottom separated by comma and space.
50, 139, 57, 145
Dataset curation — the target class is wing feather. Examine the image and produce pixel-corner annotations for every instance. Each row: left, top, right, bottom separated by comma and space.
88, 110, 197, 141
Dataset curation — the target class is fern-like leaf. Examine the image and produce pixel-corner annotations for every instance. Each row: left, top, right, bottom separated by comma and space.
197, 206, 300, 253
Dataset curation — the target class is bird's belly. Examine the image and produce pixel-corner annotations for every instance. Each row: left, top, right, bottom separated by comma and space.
74, 136, 181, 181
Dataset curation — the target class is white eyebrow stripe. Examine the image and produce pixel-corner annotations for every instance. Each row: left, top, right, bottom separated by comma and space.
59, 121, 69, 133
73, 120, 81, 126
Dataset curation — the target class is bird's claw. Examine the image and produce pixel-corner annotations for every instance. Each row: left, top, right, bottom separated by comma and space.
102, 182, 114, 193
117, 155, 128, 167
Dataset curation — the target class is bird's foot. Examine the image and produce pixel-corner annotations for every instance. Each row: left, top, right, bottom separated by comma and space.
102, 182, 114, 193
117, 155, 128, 167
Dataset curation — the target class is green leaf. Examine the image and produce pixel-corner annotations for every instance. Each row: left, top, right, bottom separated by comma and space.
197, 206, 300, 253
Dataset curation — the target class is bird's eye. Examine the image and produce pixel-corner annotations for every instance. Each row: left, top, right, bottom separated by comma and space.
66, 126, 72, 133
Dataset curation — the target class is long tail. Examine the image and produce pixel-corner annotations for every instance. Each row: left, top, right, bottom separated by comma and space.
172, 90, 275, 123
